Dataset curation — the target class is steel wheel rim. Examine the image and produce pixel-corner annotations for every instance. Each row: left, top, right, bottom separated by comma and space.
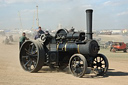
92, 54, 108, 75
20, 41, 39, 72
70, 56, 85, 77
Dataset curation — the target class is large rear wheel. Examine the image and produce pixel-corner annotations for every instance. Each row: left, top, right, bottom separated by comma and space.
20, 40, 45, 72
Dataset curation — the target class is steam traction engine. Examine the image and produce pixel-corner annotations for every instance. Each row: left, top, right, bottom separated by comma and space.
20, 9, 109, 77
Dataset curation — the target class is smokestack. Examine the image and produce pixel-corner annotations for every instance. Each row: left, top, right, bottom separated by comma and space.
86, 9, 93, 40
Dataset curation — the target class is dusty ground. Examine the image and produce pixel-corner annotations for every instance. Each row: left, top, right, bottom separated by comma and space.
0, 35, 128, 85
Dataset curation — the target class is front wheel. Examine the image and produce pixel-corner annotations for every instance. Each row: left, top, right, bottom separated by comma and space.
69, 54, 87, 78
92, 54, 109, 76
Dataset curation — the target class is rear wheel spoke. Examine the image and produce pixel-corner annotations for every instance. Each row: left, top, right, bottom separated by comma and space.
24, 60, 31, 67
28, 45, 31, 53
22, 56, 29, 59
29, 61, 33, 67
28, 54, 37, 58
31, 44, 35, 52
25, 48, 30, 54
32, 60, 37, 66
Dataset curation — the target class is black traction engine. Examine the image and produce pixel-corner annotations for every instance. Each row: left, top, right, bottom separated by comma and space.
19, 9, 109, 77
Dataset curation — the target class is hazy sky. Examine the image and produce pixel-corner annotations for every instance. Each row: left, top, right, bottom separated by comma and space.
0, 0, 128, 30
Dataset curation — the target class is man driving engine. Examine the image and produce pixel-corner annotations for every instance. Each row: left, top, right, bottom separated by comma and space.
34, 26, 45, 40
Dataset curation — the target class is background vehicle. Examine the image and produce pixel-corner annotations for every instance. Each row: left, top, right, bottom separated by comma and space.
110, 42, 128, 52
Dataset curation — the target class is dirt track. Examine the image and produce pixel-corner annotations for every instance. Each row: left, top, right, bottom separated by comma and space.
0, 36, 128, 85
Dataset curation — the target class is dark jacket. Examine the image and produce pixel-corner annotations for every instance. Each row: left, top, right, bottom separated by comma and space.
34, 30, 45, 40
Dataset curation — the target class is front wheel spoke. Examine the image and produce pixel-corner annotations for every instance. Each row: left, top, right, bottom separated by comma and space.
79, 60, 83, 64
76, 68, 82, 73
100, 57, 103, 62
97, 57, 100, 62
72, 67, 76, 73
79, 64, 83, 67
97, 69, 101, 73
96, 66, 99, 69
100, 59, 104, 62
77, 57, 80, 61
73, 70, 78, 76
71, 65, 75, 69
100, 67, 104, 71
96, 57, 98, 61
101, 66, 105, 70
74, 57, 77, 62
95, 58, 98, 63
78, 68, 83, 73
94, 60, 97, 63
102, 63, 105, 65
93, 63, 97, 66
72, 60, 76, 65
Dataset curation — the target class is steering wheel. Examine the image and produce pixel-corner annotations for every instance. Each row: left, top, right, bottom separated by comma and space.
40, 34, 46, 43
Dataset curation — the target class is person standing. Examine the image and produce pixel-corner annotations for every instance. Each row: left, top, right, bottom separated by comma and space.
19, 32, 29, 48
